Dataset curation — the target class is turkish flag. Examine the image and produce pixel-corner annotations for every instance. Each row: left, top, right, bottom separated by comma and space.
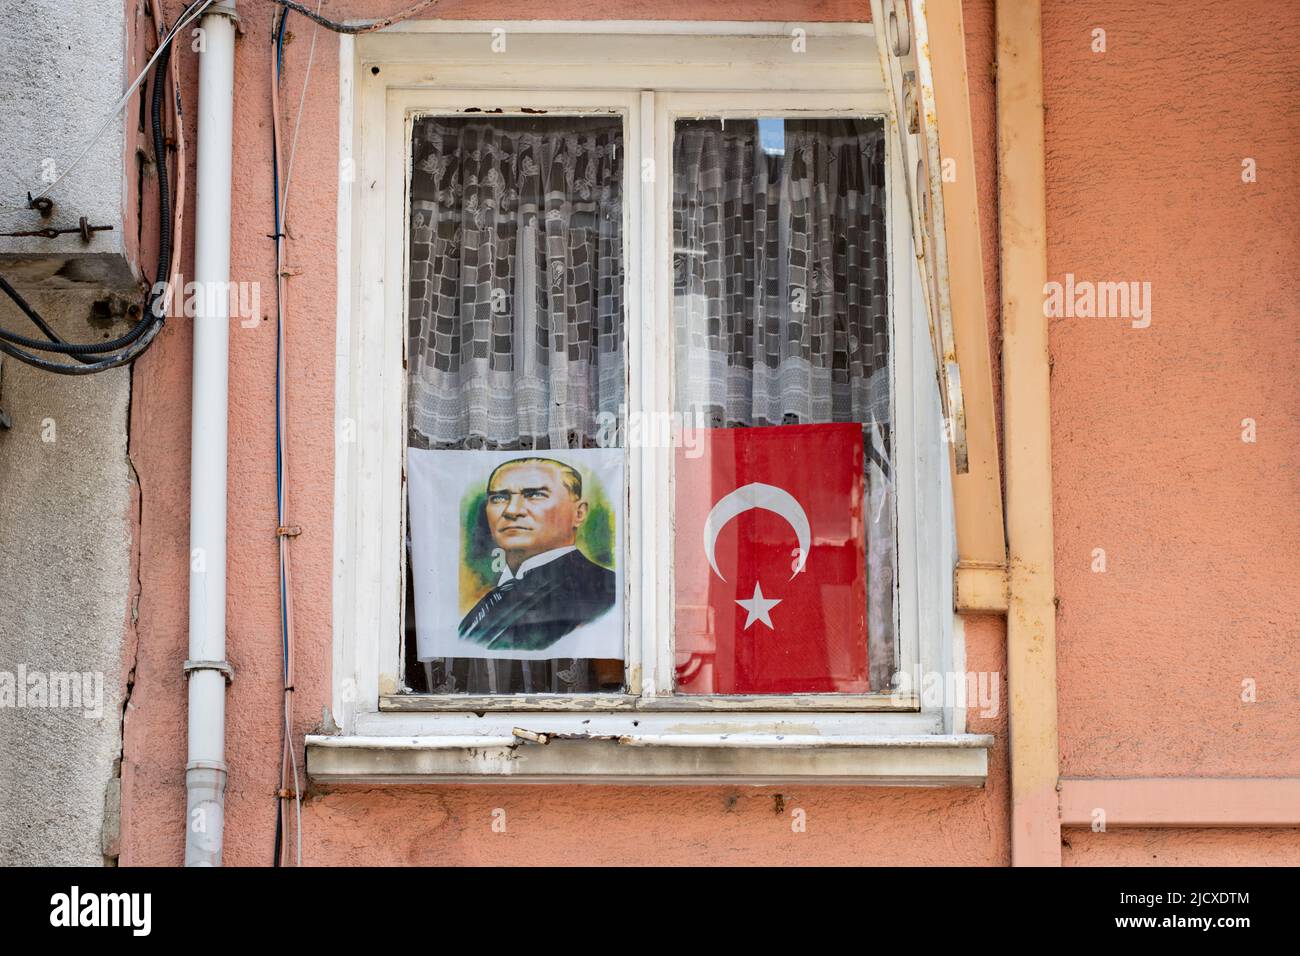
674, 423, 869, 695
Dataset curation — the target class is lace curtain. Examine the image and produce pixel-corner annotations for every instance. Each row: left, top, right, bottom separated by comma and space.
406, 115, 625, 451
672, 118, 890, 430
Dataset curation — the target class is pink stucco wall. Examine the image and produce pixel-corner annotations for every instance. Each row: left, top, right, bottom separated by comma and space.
1045, 0, 1300, 781
121, 0, 1298, 866
1063, 829, 1300, 867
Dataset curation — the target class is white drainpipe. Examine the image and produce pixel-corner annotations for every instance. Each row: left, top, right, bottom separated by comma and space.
185, 0, 237, 867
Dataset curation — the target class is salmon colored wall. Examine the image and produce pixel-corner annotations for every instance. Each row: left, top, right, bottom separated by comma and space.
121, 0, 1295, 866
1043, 0, 1300, 785
1063, 829, 1300, 867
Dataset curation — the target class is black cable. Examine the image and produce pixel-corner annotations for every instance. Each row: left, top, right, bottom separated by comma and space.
0, 319, 166, 375
0, 274, 66, 344
1, 0, 433, 374
0, 40, 173, 373
270, 0, 437, 35
0, 283, 154, 354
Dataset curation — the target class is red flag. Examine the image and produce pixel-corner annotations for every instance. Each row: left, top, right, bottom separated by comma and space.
674, 423, 869, 695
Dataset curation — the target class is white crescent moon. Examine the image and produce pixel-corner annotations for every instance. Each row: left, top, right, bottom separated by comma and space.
702, 482, 810, 582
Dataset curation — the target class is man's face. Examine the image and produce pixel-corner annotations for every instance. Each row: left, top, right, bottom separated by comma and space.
485, 462, 587, 561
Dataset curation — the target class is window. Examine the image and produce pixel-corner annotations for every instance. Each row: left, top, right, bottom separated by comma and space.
320, 22, 988, 785
403, 112, 629, 696
668, 114, 892, 697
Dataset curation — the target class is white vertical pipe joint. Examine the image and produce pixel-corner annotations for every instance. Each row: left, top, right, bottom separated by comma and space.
186, 0, 237, 868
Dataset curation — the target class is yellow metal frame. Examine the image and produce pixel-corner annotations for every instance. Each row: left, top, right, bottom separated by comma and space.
995, 0, 1062, 866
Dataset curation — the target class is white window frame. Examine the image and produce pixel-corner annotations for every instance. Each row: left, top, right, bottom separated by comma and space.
316, 20, 989, 785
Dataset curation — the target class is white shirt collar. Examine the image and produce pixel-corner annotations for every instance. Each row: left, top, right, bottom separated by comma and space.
497, 545, 577, 585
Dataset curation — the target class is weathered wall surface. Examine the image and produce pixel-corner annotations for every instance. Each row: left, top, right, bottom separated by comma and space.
0, 0, 169, 867
0, 294, 134, 866
0, 0, 156, 290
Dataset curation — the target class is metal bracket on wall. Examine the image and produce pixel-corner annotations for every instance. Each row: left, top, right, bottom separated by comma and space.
183, 658, 235, 685
954, 561, 1009, 613
0, 217, 113, 242
27, 192, 54, 218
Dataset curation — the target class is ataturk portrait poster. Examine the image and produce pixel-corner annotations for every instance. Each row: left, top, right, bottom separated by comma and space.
407, 447, 624, 662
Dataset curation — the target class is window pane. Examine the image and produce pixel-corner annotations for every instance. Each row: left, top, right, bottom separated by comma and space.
671, 116, 894, 695
403, 115, 626, 695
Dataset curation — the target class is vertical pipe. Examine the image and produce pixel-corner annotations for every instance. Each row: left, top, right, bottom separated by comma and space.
996, 0, 1062, 865
186, 0, 237, 867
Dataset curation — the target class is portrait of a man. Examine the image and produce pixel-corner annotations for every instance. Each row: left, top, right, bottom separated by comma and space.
457, 457, 617, 651
406, 446, 623, 662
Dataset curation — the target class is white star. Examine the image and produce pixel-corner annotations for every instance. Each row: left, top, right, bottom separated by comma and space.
735, 581, 782, 631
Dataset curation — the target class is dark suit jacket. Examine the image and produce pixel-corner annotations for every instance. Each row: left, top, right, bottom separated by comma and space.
458, 549, 616, 652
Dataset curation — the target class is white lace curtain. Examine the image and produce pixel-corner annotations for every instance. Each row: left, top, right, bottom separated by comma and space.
671, 118, 890, 431
406, 115, 625, 451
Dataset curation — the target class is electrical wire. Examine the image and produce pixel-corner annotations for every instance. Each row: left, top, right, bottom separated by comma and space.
0, 0, 198, 373
2, 0, 449, 857
278, 0, 324, 224
260, 0, 446, 865
0, 0, 200, 374
157, 0, 189, 314
1, 0, 441, 374
270, 5, 306, 869
270, 0, 439, 34
268, 0, 439, 870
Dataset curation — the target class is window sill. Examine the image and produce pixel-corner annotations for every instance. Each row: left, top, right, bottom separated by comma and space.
305, 729, 992, 786
379, 693, 921, 713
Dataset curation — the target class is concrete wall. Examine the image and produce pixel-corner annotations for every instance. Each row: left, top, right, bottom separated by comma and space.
0, 294, 135, 866
0, 0, 158, 866
115, 0, 1299, 866
0, 0, 152, 290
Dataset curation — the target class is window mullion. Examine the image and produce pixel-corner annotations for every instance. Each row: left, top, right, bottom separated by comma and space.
639, 89, 674, 698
